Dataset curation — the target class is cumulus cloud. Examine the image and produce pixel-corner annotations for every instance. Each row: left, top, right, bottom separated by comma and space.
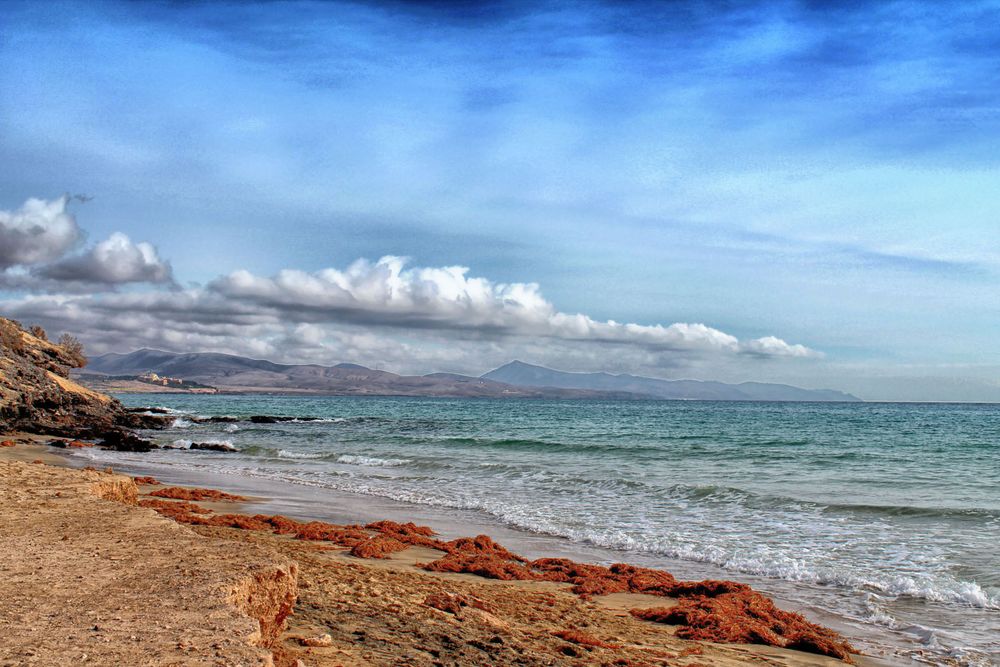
0, 197, 172, 290
1, 254, 819, 374
39, 232, 173, 285
0, 195, 82, 269
739, 336, 818, 358
210, 256, 815, 356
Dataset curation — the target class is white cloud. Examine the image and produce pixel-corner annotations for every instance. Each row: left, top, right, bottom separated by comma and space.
1, 255, 819, 378
0, 195, 82, 269
0, 197, 172, 290
211, 256, 815, 357
739, 335, 820, 359
39, 232, 173, 285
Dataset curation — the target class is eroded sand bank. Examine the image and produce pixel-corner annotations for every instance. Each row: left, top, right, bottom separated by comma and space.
0, 459, 297, 667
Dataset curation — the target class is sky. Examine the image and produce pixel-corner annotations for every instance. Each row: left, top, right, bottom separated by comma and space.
1, 0, 999, 400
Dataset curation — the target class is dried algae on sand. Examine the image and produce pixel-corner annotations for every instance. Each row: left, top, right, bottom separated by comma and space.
137, 479, 856, 663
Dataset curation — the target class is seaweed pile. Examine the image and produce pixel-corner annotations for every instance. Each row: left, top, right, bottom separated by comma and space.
137, 478, 855, 662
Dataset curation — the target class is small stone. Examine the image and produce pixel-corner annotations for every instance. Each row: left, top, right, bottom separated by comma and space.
299, 633, 333, 647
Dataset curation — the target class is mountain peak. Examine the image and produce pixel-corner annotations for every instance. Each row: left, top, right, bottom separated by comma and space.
493, 360, 535, 371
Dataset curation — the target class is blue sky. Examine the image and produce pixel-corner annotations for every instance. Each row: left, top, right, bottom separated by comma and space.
2, 0, 999, 399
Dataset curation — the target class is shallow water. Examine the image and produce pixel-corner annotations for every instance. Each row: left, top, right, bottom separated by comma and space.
75, 396, 1000, 665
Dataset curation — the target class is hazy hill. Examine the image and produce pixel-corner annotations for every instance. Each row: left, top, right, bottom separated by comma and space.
83, 349, 633, 399
85, 349, 860, 401
482, 361, 860, 402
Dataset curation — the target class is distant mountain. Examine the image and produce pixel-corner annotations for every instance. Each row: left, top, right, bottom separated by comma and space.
482, 361, 860, 402
83, 350, 859, 401
82, 349, 634, 399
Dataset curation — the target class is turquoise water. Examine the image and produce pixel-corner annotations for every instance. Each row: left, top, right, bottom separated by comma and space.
86, 396, 999, 664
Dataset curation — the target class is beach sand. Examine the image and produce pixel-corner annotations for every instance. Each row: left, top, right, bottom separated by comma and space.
0, 441, 883, 667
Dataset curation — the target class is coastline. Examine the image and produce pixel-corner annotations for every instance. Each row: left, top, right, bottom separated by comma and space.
0, 438, 896, 667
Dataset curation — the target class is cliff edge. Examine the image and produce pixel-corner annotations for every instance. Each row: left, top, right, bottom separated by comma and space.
0, 317, 133, 436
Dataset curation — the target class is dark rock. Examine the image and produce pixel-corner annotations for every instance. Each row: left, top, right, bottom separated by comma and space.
248, 415, 318, 423
249, 415, 291, 423
119, 412, 173, 429
99, 430, 158, 452
189, 441, 238, 452
191, 416, 240, 424
249, 415, 279, 423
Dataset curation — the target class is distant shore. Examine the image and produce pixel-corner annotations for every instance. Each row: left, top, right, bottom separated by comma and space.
0, 437, 874, 667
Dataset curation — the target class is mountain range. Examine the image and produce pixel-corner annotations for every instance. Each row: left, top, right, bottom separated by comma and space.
482, 360, 859, 401
80, 349, 630, 399
80, 349, 859, 401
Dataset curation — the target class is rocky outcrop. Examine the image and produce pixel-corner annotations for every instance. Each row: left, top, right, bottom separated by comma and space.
0, 317, 169, 437
225, 564, 299, 648
98, 429, 158, 451
88, 474, 140, 505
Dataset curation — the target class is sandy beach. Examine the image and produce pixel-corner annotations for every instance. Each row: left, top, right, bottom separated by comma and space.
0, 438, 886, 667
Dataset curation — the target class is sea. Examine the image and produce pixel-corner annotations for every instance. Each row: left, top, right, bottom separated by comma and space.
66, 396, 1000, 665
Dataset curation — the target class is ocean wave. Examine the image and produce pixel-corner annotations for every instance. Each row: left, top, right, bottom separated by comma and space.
171, 418, 193, 429
237, 445, 285, 457
335, 454, 409, 467
863, 594, 899, 628
246, 472, 1000, 611
818, 501, 1000, 521
431, 436, 660, 456
277, 449, 325, 459
657, 483, 1000, 523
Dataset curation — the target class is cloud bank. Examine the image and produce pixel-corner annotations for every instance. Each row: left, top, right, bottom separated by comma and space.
210, 257, 817, 358
0, 197, 821, 375
0, 197, 172, 289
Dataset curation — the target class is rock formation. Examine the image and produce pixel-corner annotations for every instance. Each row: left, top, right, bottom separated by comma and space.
0, 317, 168, 437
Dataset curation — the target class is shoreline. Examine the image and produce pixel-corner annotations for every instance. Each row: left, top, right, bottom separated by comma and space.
0, 438, 898, 666
24, 435, 923, 664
